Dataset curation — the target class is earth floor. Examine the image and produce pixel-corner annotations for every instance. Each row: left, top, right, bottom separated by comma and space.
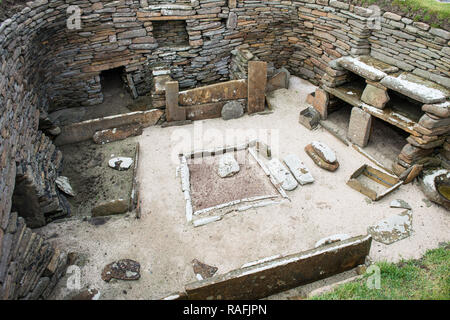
36, 76, 449, 300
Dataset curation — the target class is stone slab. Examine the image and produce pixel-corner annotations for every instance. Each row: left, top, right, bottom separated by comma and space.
55, 109, 163, 146
361, 84, 390, 109
166, 81, 186, 122
283, 154, 314, 185
347, 107, 372, 147
184, 235, 372, 300
248, 61, 267, 114
380, 73, 449, 104
178, 80, 247, 106
338, 56, 396, 81
368, 210, 412, 245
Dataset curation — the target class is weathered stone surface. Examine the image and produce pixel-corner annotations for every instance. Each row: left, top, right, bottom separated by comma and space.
361, 84, 390, 109
55, 176, 75, 197
108, 157, 133, 171
390, 199, 412, 210
184, 235, 372, 300
93, 124, 143, 144
266, 68, 290, 92
380, 73, 449, 104
422, 102, 450, 118
312, 89, 329, 120
55, 110, 163, 146
305, 143, 339, 172
221, 101, 244, 120
368, 210, 412, 245
179, 80, 247, 106
418, 114, 450, 129
283, 154, 314, 185
419, 169, 450, 210
338, 56, 392, 81
226, 12, 237, 29
315, 234, 351, 248
101, 259, 140, 282
299, 107, 320, 130
166, 81, 186, 122
192, 259, 218, 281
311, 141, 337, 164
217, 153, 240, 178
267, 158, 298, 191
248, 61, 267, 114
347, 107, 372, 147
92, 199, 129, 217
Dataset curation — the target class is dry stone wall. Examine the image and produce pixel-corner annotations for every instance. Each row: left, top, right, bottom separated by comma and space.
0, 0, 448, 300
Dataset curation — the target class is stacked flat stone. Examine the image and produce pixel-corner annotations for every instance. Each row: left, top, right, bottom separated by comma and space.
0, 213, 68, 300
14, 132, 70, 227
229, 48, 258, 80
151, 67, 172, 108
311, 53, 450, 176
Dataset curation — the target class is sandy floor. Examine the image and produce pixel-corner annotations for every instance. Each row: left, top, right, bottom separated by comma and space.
39, 76, 449, 300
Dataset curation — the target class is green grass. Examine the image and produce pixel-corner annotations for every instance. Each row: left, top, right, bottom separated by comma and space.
311, 246, 450, 300
360, 0, 450, 28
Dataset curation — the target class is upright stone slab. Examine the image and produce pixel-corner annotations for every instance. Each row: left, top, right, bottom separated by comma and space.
348, 107, 372, 147
313, 88, 329, 120
248, 61, 267, 114
165, 81, 186, 122
361, 84, 390, 109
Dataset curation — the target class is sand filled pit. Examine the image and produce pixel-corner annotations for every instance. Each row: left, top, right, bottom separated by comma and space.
187, 150, 279, 212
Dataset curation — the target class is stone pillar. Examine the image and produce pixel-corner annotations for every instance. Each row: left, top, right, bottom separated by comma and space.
247, 61, 267, 114
165, 81, 186, 122
348, 107, 373, 147
361, 83, 390, 109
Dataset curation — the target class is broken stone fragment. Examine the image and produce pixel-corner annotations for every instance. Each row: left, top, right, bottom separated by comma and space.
267, 158, 298, 191
367, 210, 412, 245
192, 259, 218, 281
92, 199, 129, 217
108, 157, 133, 171
217, 153, 240, 178
314, 234, 351, 248
390, 199, 412, 210
71, 288, 101, 300
55, 176, 75, 197
283, 154, 314, 185
221, 101, 244, 120
101, 259, 140, 282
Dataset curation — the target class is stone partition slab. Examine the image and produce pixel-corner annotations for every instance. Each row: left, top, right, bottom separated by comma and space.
54, 109, 163, 146
178, 80, 247, 106
184, 234, 372, 300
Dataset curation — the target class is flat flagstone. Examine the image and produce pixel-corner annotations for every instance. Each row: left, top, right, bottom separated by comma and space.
381, 72, 449, 104
367, 210, 412, 245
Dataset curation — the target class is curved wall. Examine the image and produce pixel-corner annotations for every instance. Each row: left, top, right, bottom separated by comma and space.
0, 0, 448, 299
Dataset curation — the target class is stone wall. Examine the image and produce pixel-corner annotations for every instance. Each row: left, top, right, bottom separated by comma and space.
0, 0, 448, 300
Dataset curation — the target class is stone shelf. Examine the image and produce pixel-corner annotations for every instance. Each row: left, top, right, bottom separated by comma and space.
361, 104, 419, 136
324, 81, 423, 136
323, 81, 366, 108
